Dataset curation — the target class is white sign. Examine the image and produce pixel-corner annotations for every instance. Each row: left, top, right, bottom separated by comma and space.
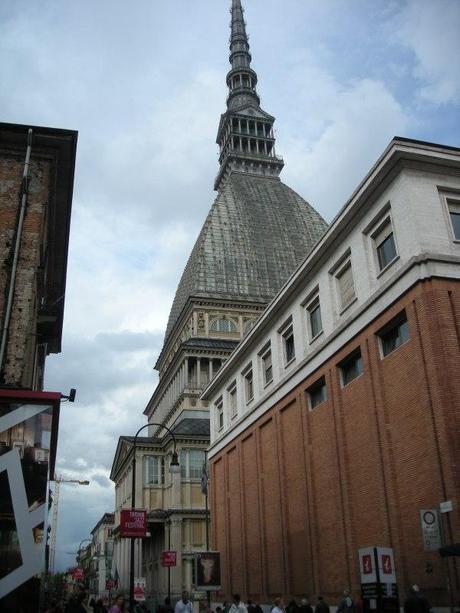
440, 500, 453, 514
134, 577, 146, 601
359, 547, 377, 583
420, 509, 442, 551
376, 547, 396, 583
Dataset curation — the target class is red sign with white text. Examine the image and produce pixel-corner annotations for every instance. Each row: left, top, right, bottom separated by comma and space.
73, 567, 84, 581
161, 550, 177, 567
120, 509, 147, 538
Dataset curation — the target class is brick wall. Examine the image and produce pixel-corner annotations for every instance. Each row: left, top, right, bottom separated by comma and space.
0, 151, 50, 387
210, 279, 460, 605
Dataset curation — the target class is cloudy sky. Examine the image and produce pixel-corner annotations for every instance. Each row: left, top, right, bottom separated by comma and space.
1, 0, 459, 571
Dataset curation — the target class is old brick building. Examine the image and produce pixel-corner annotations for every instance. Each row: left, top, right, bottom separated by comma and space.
0, 123, 77, 607
203, 138, 460, 607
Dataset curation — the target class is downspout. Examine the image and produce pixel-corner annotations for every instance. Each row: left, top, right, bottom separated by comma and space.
0, 128, 33, 379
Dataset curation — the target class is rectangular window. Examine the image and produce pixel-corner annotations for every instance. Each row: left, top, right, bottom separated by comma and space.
281, 323, 295, 365
216, 397, 224, 431
340, 349, 363, 386
260, 344, 273, 385
228, 382, 238, 419
180, 449, 206, 479
307, 296, 323, 339
307, 376, 327, 409
373, 218, 397, 271
378, 312, 410, 357
145, 456, 161, 486
448, 199, 460, 240
336, 260, 356, 309
243, 365, 254, 403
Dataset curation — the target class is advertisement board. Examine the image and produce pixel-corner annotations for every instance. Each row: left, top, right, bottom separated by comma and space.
359, 547, 377, 583
73, 568, 84, 581
134, 577, 146, 601
195, 551, 221, 591
160, 550, 177, 567
420, 509, 442, 551
120, 509, 147, 538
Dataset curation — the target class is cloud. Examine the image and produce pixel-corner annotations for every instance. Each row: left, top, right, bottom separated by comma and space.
393, 0, 460, 104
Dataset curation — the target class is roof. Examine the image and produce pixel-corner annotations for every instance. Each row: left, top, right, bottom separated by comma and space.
172, 418, 210, 437
163, 172, 327, 346
0, 122, 77, 354
182, 338, 239, 351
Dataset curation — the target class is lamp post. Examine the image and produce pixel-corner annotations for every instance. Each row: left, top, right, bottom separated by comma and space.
129, 423, 180, 613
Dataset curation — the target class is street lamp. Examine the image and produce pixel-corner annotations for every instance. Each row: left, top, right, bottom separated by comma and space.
129, 422, 180, 612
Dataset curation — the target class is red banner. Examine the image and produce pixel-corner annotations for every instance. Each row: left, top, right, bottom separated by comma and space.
73, 567, 84, 581
106, 579, 115, 589
120, 509, 147, 538
160, 550, 177, 567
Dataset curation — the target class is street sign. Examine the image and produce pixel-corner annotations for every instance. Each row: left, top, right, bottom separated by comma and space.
160, 550, 177, 567
73, 567, 84, 581
420, 509, 442, 551
440, 500, 453, 514
377, 547, 396, 584
120, 509, 147, 538
134, 577, 146, 601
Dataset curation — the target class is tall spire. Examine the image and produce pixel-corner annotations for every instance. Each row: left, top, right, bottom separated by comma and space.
215, 0, 284, 190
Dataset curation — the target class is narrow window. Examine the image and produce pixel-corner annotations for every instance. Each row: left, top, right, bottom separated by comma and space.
145, 456, 160, 486
242, 365, 254, 403
378, 312, 410, 357
262, 347, 273, 385
307, 376, 327, 410
228, 382, 238, 419
340, 349, 363, 386
447, 199, 460, 240
189, 449, 205, 479
210, 318, 237, 333
336, 261, 356, 309
307, 295, 323, 339
373, 218, 397, 271
281, 323, 295, 365
216, 397, 224, 431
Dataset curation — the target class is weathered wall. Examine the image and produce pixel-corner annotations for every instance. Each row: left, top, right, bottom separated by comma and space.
0, 151, 50, 387
211, 279, 460, 605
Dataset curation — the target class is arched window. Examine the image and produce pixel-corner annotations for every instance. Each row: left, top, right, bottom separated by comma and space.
209, 318, 237, 333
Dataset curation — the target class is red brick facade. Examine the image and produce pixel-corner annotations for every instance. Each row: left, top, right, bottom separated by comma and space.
0, 124, 76, 388
210, 279, 460, 605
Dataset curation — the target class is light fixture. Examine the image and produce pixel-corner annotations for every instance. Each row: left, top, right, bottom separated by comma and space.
169, 450, 180, 474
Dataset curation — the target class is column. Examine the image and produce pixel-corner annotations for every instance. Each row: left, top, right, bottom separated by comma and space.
209, 359, 213, 380
169, 518, 183, 595
238, 118, 241, 134
197, 358, 201, 386
185, 358, 189, 389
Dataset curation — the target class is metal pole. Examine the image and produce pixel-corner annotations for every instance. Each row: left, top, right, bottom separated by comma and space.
205, 452, 210, 611
168, 520, 171, 602
129, 422, 179, 613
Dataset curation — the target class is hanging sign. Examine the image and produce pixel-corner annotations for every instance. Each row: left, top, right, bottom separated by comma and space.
160, 550, 177, 567
420, 509, 442, 551
120, 509, 147, 538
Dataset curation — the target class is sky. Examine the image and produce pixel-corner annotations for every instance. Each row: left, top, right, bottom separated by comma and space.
1, 0, 459, 571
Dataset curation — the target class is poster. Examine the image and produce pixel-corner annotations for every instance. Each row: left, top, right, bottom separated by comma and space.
195, 552, 221, 591
134, 577, 146, 601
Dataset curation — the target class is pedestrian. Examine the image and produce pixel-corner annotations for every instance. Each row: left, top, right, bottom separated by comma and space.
159, 597, 174, 613
272, 598, 285, 613
94, 599, 108, 613
223, 604, 231, 613
287, 600, 300, 613
315, 597, 330, 613
109, 594, 125, 613
247, 600, 256, 613
229, 594, 248, 613
299, 599, 313, 613
175, 591, 193, 613
337, 591, 354, 613
216, 607, 223, 613
404, 586, 431, 613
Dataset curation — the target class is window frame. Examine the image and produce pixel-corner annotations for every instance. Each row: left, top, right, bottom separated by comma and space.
180, 448, 206, 480
259, 342, 273, 387
279, 320, 296, 366
307, 376, 327, 410
339, 348, 363, 387
215, 396, 224, 432
209, 317, 238, 333
371, 216, 398, 273
227, 381, 238, 420
447, 197, 460, 242
306, 293, 323, 341
331, 252, 356, 313
242, 363, 254, 404
377, 311, 410, 358
144, 455, 162, 487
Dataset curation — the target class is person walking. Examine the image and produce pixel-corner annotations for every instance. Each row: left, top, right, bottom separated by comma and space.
175, 591, 193, 613
337, 591, 354, 613
404, 586, 431, 613
287, 600, 300, 613
109, 594, 125, 613
315, 597, 330, 613
272, 598, 286, 613
299, 599, 313, 613
229, 594, 248, 613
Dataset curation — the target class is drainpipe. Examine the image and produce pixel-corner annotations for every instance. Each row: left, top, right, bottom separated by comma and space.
0, 128, 33, 379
